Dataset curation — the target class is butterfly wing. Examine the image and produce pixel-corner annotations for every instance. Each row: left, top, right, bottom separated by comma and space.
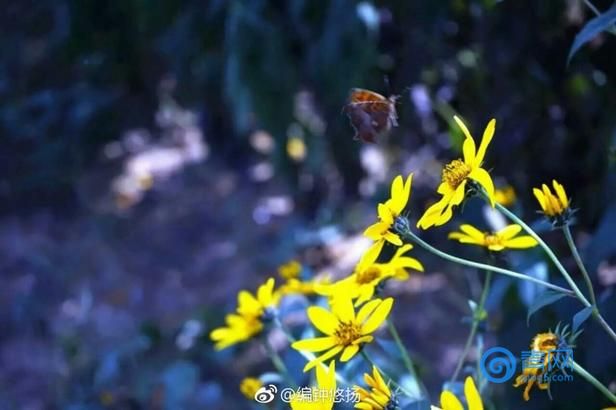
344, 89, 397, 143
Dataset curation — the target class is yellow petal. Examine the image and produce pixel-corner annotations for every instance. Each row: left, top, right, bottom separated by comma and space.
356, 299, 382, 323
462, 132, 477, 164
434, 205, 454, 227
449, 233, 484, 246
302, 345, 343, 372
378, 202, 395, 223
496, 224, 522, 240
358, 241, 383, 269
453, 115, 473, 142
503, 236, 538, 249
292, 336, 337, 352
440, 390, 464, 410
315, 360, 336, 392
464, 377, 484, 410
257, 278, 275, 306
372, 366, 389, 395
468, 167, 495, 206
459, 224, 485, 241
361, 298, 393, 334
340, 344, 360, 362
384, 231, 403, 246
393, 256, 424, 272
553, 180, 569, 208
474, 118, 495, 167
532, 188, 545, 211
390, 173, 413, 214
307, 306, 338, 335
332, 295, 355, 323
364, 222, 388, 240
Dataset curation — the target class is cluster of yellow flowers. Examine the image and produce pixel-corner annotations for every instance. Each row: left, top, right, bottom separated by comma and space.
209, 115, 609, 409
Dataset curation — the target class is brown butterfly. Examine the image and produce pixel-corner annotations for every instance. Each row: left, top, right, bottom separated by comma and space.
343, 88, 399, 143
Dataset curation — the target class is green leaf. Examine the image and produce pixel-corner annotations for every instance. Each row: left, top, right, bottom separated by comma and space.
527, 290, 568, 325
568, 4, 616, 64
572, 306, 594, 333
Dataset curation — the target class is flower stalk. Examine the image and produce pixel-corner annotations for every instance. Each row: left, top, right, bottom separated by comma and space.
394, 220, 574, 296
572, 360, 616, 404
451, 270, 492, 382
385, 319, 427, 396
489, 198, 590, 307
562, 225, 597, 307
486, 195, 616, 343
262, 337, 297, 389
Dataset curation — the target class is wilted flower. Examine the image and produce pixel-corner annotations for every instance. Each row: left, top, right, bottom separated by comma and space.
418, 116, 496, 229
354, 365, 397, 410
513, 328, 575, 401
292, 295, 393, 371
431, 376, 483, 410
448, 224, 537, 251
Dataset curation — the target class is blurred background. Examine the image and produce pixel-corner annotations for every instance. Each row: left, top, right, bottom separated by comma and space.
1, 0, 615, 409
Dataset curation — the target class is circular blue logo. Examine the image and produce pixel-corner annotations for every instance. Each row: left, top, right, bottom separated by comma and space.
480, 346, 516, 383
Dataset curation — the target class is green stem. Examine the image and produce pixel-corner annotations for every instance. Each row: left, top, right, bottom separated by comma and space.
263, 337, 297, 389
490, 200, 590, 307
398, 229, 574, 296
385, 320, 427, 396
451, 270, 492, 382
594, 312, 616, 344
562, 225, 597, 307
572, 360, 616, 404
488, 198, 616, 342
360, 350, 415, 398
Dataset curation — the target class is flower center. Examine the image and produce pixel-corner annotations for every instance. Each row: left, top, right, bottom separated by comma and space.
483, 233, 501, 247
356, 267, 381, 284
334, 321, 362, 345
443, 159, 471, 189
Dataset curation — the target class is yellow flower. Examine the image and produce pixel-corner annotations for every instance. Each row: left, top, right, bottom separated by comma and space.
292, 295, 394, 372
448, 224, 537, 251
290, 361, 336, 409
239, 377, 263, 400
279, 277, 330, 296
209, 313, 263, 350
533, 180, 571, 222
236, 277, 280, 318
364, 173, 414, 253
494, 185, 516, 207
318, 243, 423, 306
417, 116, 496, 229
209, 278, 279, 350
431, 376, 483, 410
513, 332, 560, 401
279, 260, 303, 280
354, 365, 394, 410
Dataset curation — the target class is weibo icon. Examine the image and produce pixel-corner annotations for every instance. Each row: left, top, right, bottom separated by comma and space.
254, 384, 277, 403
